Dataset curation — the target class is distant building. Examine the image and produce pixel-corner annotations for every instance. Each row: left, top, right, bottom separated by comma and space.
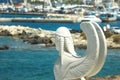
82, 0, 102, 5
82, 0, 91, 4
94, 0, 102, 5
30, 0, 47, 2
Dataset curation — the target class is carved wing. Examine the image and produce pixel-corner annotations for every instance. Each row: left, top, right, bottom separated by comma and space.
85, 22, 107, 77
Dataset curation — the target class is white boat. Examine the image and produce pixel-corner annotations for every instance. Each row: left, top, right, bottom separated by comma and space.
99, 1, 118, 22
117, 8, 120, 20
77, 15, 102, 23
111, 27, 120, 34
117, 13, 120, 20
99, 12, 117, 22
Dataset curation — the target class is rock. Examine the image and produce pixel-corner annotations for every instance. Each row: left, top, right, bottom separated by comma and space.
28, 38, 40, 44
42, 37, 51, 44
26, 36, 53, 45
89, 75, 120, 80
0, 30, 11, 36
70, 29, 81, 33
74, 44, 87, 49
0, 45, 9, 50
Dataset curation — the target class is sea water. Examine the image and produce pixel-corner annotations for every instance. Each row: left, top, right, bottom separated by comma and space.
0, 20, 120, 31
0, 36, 120, 80
0, 13, 44, 18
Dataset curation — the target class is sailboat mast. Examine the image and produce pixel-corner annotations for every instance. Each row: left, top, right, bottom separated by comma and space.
95, 0, 102, 5
10, 0, 14, 6
83, 0, 86, 5
24, 0, 27, 6
48, 0, 52, 8
60, 0, 63, 3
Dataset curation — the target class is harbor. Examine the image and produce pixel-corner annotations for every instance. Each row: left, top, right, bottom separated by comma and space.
0, 0, 120, 80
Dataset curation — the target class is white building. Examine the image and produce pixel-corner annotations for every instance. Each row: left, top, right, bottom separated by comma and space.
83, 0, 102, 5
94, 0, 102, 5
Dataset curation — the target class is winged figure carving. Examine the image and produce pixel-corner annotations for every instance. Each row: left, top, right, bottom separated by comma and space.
54, 22, 107, 80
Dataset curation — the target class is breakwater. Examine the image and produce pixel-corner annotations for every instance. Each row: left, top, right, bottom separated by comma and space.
0, 25, 120, 49
0, 18, 75, 23
0, 13, 82, 23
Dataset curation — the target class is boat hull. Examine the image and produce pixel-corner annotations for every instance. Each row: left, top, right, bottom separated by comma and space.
102, 17, 117, 22
100, 12, 117, 22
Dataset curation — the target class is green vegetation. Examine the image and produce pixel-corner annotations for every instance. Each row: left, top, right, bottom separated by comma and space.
80, 30, 113, 40
104, 31, 113, 38
104, 31, 120, 44
80, 32, 86, 40
113, 34, 120, 44
64, 0, 82, 4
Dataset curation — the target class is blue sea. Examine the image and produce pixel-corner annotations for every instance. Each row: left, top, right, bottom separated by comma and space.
0, 14, 120, 80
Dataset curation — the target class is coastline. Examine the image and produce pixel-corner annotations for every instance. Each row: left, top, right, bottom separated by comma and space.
0, 13, 80, 23
72, 75, 120, 80
0, 25, 120, 49
89, 75, 120, 80
0, 18, 75, 23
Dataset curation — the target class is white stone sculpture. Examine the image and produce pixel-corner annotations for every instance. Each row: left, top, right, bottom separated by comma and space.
54, 22, 107, 80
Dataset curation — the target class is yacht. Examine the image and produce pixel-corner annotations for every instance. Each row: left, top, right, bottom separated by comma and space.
99, 1, 118, 22
117, 13, 120, 20
99, 12, 117, 22
117, 8, 120, 20
77, 15, 102, 23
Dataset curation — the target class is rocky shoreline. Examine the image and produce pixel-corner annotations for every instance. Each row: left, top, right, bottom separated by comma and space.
89, 75, 120, 80
0, 25, 120, 49
68, 75, 120, 80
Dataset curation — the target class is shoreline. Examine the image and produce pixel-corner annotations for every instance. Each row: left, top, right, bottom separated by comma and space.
0, 13, 80, 23
90, 75, 120, 80
0, 12, 45, 15
0, 25, 120, 49
0, 18, 75, 23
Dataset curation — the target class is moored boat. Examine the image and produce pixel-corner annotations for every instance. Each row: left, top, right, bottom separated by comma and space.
117, 13, 120, 20
99, 12, 117, 22
77, 15, 102, 22
117, 9, 120, 20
